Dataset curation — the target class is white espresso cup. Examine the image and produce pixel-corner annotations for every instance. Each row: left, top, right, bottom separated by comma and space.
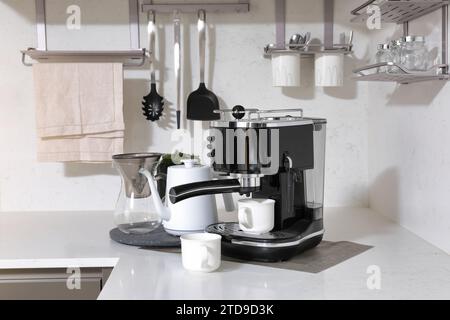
180, 233, 221, 273
238, 199, 275, 235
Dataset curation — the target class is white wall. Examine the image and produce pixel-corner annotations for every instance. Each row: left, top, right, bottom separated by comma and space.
0, 0, 370, 211
368, 11, 450, 254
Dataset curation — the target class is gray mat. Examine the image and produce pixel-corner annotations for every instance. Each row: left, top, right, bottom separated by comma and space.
148, 241, 373, 274
110, 226, 180, 248
229, 241, 373, 273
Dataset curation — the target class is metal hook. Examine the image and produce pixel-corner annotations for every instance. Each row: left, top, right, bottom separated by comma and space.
21, 51, 33, 67
173, 9, 181, 21
198, 9, 206, 21
147, 9, 155, 24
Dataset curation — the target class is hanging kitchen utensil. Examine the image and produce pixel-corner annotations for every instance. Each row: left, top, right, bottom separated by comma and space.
288, 34, 303, 50
186, 10, 220, 121
142, 11, 164, 122
348, 30, 354, 51
174, 12, 182, 129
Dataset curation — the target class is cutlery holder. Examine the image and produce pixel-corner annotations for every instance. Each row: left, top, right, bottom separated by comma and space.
271, 52, 301, 87
315, 53, 344, 87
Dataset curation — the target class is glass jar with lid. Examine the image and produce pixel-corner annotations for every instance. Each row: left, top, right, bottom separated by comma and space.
400, 35, 429, 71
375, 43, 392, 73
388, 39, 403, 73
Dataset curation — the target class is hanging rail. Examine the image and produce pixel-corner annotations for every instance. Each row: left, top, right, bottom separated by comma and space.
22, 0, 147, 67
21, 49, 147, 67
141, 1, 250, 13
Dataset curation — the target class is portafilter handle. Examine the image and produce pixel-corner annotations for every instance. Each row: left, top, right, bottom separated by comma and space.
169, 179, 257, 204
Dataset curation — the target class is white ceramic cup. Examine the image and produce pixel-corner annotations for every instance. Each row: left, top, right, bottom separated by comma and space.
314, 53, 344, 87
180, 233, 222, 273
238, 199, 275, 235
272, 52, 301, 87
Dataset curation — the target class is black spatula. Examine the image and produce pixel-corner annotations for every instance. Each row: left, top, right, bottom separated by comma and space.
187, 10, 220, 121
142, 11, 164, 122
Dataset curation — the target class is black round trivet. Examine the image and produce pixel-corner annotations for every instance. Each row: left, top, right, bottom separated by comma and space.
110, 226, 180, 248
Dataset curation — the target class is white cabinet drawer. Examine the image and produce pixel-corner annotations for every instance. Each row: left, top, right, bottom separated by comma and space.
0, 278, 101, 300
0, 268, 112, 300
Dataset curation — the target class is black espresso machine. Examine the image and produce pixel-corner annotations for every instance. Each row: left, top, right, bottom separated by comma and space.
169, 107, 326, 262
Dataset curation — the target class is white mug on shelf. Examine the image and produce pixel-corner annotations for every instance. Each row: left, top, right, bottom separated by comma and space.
314, 53, 344, 87
272, 52, 301, 87
238, 199, 275, 235
180, 233, 222, 273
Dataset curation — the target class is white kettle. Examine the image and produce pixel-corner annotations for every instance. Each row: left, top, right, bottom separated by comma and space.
140, 159, 219, 236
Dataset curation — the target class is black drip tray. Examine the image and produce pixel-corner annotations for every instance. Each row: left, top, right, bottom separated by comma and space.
206, 222, 304, 243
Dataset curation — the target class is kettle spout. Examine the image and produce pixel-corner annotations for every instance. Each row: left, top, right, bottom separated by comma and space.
139, 168, 171, 221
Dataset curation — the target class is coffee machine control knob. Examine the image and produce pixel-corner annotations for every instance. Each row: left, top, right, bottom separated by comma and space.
232, 105, 246, 120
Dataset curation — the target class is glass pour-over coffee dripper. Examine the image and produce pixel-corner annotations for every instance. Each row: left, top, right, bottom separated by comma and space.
112, 153, 165, 234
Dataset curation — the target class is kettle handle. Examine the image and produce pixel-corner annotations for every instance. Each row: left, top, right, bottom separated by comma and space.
169, 179, 254, 204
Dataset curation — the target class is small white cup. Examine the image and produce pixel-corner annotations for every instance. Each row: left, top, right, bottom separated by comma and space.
238, 199, 275, 235
180, 233, 221, 273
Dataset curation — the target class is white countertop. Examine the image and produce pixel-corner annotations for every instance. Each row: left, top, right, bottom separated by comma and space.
0, 208, 449, 300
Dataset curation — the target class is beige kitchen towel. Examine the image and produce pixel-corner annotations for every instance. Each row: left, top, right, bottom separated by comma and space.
32, 63, 125, 162
37, 131, 124, 163
33, 63, 124, 137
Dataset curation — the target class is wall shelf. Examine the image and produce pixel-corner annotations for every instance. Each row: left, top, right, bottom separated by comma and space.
351, 0, 449, 84
353, 62, 449, 84
351, 0, 449, 24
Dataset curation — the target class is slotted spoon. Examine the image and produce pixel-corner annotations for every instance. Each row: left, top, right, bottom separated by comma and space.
142, 11, 164, 122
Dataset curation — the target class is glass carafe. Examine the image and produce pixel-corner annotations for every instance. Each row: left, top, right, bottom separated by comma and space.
400, 35, 428, 71
112, 153, 164, 234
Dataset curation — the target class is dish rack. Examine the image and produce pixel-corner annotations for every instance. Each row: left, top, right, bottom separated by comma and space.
351, 0, 449, 84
